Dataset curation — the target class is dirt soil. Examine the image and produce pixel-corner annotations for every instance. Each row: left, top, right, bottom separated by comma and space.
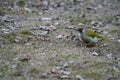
0, 0, 120, 80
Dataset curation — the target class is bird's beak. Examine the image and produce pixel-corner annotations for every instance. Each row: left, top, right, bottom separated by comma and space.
73, 28, 79, 31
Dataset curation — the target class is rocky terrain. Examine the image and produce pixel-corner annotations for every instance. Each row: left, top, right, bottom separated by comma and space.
0, 0, 120, 80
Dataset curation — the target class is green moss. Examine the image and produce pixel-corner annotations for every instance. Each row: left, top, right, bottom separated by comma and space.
102, 16, 115, 24
21, 30, 32, 35
106, 68, 117, 76
113, 22, 120, 26
83, 72, 103, 80
27, 66, 46, 77
16, 0, 26, 7
109, 29, 120, 37
1, 33, 15, 43
0, 8, 5, 15
10, 70, 23, 76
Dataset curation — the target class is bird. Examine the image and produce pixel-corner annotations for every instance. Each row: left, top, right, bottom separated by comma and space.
74, 28, 104, 47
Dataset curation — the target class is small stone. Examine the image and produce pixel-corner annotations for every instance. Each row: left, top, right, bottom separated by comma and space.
118, 61, 120, 67
97, 4, 103, 8
14, 38, 20, 43
103, 31, 109, 34
0, 44, 3, 48
0, 37, 3, 40
24, 7, 32, 13
10, 64, 17, 69
107, 53, 113, 59
60, 2, 65, 7
76, 75, 85, 80
78, 23, 85, 26
108, 35, 115, 40
56, 66, 62, 70
56, 35, 63, 39
39, 72, 48, 78
60, 70, 71, 75
49, 25, 56, 30
30, 27, 38, 30
101, 43, 108, 47
39, 25, 56, 31
1, 15, 14, 22
14, 37, 22, 42
42, 1, 49, 6
51, 69, 58, 74
2, 29, 10, 34
92, 51, 99, 56
19, 54, 31, 62
40, 31, 48, 36
41, 17, 52, 21
117, 39, 120, 44
59, 75, 70, 79
63, 62, 69, 68
25, 43, 32, 46
90, 21, 102, 27
54, 22, 59, 26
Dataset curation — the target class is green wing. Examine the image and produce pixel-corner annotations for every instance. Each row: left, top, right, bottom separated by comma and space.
86, 29, 104, 41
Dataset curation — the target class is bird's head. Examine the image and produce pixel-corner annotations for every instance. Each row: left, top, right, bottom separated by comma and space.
75, 28, 84, 33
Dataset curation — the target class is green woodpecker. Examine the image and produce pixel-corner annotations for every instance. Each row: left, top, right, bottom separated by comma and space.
75, 28, 104, 47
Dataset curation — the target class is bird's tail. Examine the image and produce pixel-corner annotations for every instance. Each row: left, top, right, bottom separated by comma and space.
98, 36, 104, 41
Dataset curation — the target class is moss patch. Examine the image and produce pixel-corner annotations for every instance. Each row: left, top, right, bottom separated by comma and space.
16, 0, 26, 7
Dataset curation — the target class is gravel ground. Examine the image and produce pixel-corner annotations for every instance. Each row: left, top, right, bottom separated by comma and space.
0, 0, 120, 80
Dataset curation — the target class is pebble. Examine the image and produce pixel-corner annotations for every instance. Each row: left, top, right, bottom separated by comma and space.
14, 38, 20, 43
90, 21, 102, 27
41, 17, 52, 21
10, 64, 17, 69
54, 22, 59, 26
14, 37, 22, 43
2, 28, 11, 34
0, 37, 3, 40
40, 31, 48, 36
59, 75, 70, 79
19, 54, 31, 62
39, 72, 48, 78
108, 35, 115, 40
63, 62, 69, 68
78, 23, 85, 26
56, 35, 63, 39
101, 43, 108, 47
91, 51, 99, 56
49, 25, 57, 30
76, 75, 85, 80
60, 70, 71, 75
118, 61, 120, 67
24, 7, 32, 13
25, 43, 32, 46
39, 25, 56, 31
42, 1, 49, 6
117, 39, 120, 44
106, 53, 113, 59
0, 15, 14, 22
51, 68, 58, 74
103, 31, 109, 34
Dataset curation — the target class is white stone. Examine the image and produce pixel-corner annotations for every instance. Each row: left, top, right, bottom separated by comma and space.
92, 51, 99, 56
41, 17, 52, 21
60, 75, 70, 79
56, 35, 63, 39
42, 1, 49, 6
117, 39, 120, 43
76, 75, 85, 80
60, 70, 71, 75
